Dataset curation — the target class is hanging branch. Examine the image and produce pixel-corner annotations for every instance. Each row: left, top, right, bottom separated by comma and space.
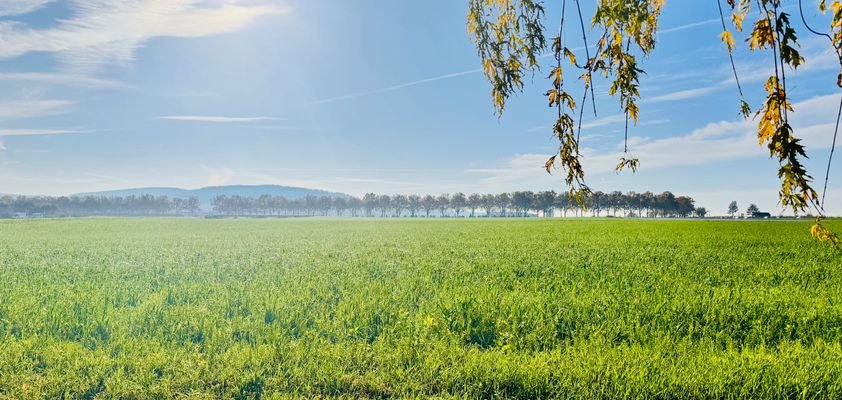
799, 0, 833, 38
771, 3, 790, 124
574, 0, 598, 118
799, 0, 840, 63
797, 0, 842, 222
545, 0, 590, 203
468, 0, 837, 246
616, 36, 639, 174
717, 0, 751, 117
557, 0, 567, 122
571, 0, 598, 150
822, 97, 841, 212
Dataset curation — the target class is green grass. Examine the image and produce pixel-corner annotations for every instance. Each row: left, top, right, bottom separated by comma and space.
0, 218, 840, 399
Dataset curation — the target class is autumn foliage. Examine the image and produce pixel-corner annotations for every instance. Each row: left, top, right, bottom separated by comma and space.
468, 0, 842, 246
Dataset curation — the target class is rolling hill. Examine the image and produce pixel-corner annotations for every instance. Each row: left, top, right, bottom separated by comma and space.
75, 185, 349, 205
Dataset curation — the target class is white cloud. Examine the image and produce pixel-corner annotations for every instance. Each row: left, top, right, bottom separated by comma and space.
0, 99, 72, 120
0, 0, 288, 68
0, 0, 54, 16
470, 93, 842, 189
157, 115, 275, 123
573, 116, 668, 137
581, 119, 757, 174
645, 86, 723, 103
0, 72, 129, 88
585, 94, 841, 173
464, 153, 557, 192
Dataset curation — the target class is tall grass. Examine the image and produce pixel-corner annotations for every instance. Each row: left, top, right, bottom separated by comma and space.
0, 218, 840, 399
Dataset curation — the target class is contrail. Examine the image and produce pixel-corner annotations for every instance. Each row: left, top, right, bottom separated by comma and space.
659, 18, 719, 34
305, 69, 481, 106
308, 17, 717, 106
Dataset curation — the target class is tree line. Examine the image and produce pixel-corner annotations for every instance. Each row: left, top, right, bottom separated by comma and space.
0, 194, 201, 217
233, 191, 702, 218
0, 190, 706, 218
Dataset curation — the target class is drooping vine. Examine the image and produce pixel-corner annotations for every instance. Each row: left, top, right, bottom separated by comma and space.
717, 0, 751, 118
546, 0, 590, 204
467, 0, 840, 246
467, 0, 546, 116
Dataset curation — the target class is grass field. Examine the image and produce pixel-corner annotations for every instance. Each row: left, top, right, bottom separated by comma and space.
0, 218, 841, 399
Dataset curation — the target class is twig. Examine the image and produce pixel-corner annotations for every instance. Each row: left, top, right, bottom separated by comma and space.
821, 96, 842, 212
716, 0, 746, 98
574, 0, 597, 118
558, 0, 567, 120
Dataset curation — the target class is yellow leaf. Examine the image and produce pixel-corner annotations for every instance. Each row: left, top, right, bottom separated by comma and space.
546, 89, 559, 107
545, 155, 556, 173
548, 66, 563, 88
482, 59, 496, 79
749, 19, 774, 50
627, 103, 639, 124
732, 12, 745, 31
563, 48, 577, 66
811, 220, 840, 247
720, 30, 736, 52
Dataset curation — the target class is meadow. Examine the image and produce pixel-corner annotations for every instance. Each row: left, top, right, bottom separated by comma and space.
0, 218, 840, 399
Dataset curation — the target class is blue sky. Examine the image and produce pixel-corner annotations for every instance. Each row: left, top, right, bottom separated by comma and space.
0, 0, 839, 215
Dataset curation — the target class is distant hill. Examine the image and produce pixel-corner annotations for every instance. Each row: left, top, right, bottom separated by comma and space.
75, 185, 349, 205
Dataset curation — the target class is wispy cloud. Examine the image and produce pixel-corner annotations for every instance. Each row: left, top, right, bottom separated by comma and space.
0, 128, 84, 136
0, 0, 54, 17
0, 99, 72, 120
647, 37, 839, 104
641, 119, 670, 126
0, 0, 288, 68
645, 86, 723, 103
157, 115, 277, 123
573, 114, 669, 134
245, 125, 322, 132
581, 114, 627, 129
0, 72, 129, 89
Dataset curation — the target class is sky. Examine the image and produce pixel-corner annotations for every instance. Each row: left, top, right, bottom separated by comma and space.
0, 0, 840, 216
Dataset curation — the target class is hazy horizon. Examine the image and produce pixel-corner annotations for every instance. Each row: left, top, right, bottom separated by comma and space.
0, 0, 839, 215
